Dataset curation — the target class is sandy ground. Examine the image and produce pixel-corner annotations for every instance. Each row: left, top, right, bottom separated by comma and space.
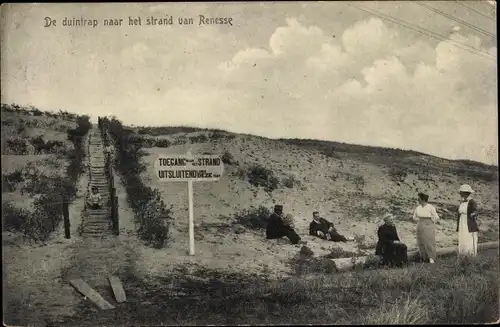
2, 127, 498, 324
2, 130, 138, 325
132, 133, 499, 279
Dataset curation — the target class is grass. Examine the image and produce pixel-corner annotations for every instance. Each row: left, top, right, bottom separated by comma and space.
51, 248, 498, 326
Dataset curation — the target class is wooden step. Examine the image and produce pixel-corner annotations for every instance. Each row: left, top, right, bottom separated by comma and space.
90, 187, 109, 190
87, 210, 110, 215
82, 220, 111, 230
84, 221, 110, 226
84, 218, 110, 223
81, 232, 113, 237
82, 224, 111, 233
88, 211, 110, 216
84, 228, 111, 233
87, 214, 110, 219
84, 224, 110, 230
87, 215, 110, 220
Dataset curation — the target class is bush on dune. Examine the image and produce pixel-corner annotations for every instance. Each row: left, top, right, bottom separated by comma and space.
1, 113, 90, 244
103, 117, 173, 248
246, 165, 280, 193
2, 169, 24, 192
233, 205, 271, 230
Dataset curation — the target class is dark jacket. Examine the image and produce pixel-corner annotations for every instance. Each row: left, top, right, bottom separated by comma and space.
375, 223, 400, 256
266, 213, 289, 239
309, 217, 334, 236
456, 199, 479, 233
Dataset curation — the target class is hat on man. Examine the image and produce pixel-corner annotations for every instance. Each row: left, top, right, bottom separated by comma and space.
459, 184, 474, 193
274, 205, 283, 214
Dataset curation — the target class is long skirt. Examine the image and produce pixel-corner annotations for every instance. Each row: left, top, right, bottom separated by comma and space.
416, 218, 437, 261
458, 214, 478, 256
380, 243, 408, 268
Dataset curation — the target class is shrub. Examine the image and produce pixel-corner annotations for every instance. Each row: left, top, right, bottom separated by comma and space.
210, 131, 235, 141
2, 201, 30, 233
221, 151, 235, 165
289, 252, 338, 275
233, 205, 271, 230
136, 190, 173, 248
389, 167, 408, 183
233, 167, 247, 179
103, 117, 172, 248
282, 175, 301, 189
352, 176, 365, 190
324, 247, 358, 259
155, 139, 171, 148
31, 108, 43, 116
7, 113, 90, 244
137, 137, 155, 148
188, 134, 208, 143
247, 165, 279, 193
4, 138, 27, 155
16, 125, 26, 134
299, 245, 314, 257
137, 128, 150, 135
2, 169, 24, 192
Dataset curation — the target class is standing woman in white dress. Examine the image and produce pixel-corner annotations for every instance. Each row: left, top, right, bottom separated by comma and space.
456, 184, 479, 256
413, 192, 440, 263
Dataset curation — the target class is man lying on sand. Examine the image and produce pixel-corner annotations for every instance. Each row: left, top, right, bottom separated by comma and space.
309, 211, 354, 242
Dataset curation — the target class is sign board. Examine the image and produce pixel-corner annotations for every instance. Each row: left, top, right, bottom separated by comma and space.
154, 152, 224, 256
155, 154, 224, 182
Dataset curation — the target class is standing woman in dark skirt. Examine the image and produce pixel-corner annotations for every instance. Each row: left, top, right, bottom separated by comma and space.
413, 192, 440, 263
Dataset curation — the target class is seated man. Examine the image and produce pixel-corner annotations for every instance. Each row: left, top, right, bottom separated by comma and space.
86, 186, 103, 210
309, 211, 351, 242
375, 213, 408, 268
266, 205, 302, 245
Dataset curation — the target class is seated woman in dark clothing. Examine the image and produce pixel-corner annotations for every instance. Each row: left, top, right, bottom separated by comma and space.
309, 211, 352, 242
375, 213, 408, 268
266, 205, 302, 245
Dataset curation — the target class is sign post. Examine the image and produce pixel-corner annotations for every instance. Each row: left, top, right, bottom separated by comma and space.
188, 179, 194, 255
154, 152, 224, 256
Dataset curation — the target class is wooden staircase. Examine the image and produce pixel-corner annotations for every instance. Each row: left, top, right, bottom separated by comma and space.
81, 127, 113, 237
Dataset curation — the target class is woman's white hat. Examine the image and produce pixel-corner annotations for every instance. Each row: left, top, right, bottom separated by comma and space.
459, 184, 474, 193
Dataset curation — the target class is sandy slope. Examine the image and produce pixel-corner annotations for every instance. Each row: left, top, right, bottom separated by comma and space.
134, 132, 498, 278
2, 142, 88, 325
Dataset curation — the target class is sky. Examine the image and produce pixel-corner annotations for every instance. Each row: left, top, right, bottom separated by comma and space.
1, 2, 498, 165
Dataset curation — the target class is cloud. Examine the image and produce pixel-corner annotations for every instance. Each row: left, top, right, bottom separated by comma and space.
269, 18, 328, 56
2, 5, 496, 165
212, 17, 497, 164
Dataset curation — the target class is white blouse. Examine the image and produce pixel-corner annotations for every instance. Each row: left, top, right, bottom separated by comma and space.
413, 204, 439, 222
458, 201, 468, 215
